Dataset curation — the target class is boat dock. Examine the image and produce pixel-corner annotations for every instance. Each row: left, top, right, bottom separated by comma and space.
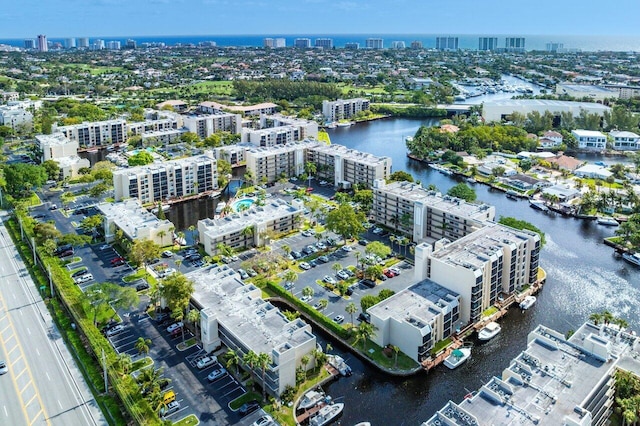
294, 365, 341, 425
296, 401, 327, 424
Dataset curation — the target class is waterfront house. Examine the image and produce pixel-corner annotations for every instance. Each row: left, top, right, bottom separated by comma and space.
546, 153, 583, 171
505, 174, 546, 191
574, 164, 613, 180
542, 184, 581, 202
572, 129, 607, 150
610, 130, 640, 151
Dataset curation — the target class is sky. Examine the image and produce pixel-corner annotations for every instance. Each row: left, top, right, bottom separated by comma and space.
3, 0, 640, 39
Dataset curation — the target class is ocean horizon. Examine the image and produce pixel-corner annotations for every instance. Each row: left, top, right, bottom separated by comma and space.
3, 33, 640, 52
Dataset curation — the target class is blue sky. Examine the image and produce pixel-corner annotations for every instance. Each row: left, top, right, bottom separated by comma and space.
3, 0, 640, 38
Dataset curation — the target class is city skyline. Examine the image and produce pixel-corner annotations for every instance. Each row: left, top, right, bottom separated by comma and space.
3, 0, 640, 38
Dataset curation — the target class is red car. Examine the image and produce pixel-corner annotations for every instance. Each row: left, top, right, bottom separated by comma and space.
110, 256, 125, 264
383, 269, 396, 278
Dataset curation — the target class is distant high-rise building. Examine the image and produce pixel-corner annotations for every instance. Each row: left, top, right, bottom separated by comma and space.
37, 34, 48, 52
314, 38, 333, 49
435, 36, 458, 51
126, 39, 137, 49
65, 38, 76, 49
263, 38, 274, 48
92, 39, 105, 50
24, 39, 35, 49
366, 38, 384, 49
77, 37, 90, 48
546, 41, 564, 52
391, 41, 405, 49
106, 41, 121, 50
478, 37, 498, 51
410, 40, 423, 49
505, 37, 526, 52
274, 38, 285, 48
294, 38, 311, 48
198, 41, 216, 48
344, 42, 360, 50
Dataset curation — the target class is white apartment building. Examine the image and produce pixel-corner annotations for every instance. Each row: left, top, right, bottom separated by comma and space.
572, 129, 607, 150
213, 143, 251, 166
97, 200, 175, 246
415, 222, 541, 324
366, 38, 384, 49
127, 118, 178, 135
242, 126, 301, 147
610, 130, 640, 151
35, 133, 89, 179
424, 321, 640, 426
113, 151, 217, 203
0, 91, 19, 102
190, 265, 317, 396
368, 280, 460, 362
198, 198, 304, 255
307, 144, 391, 189
539, 130, 563, 148
259, 114, 318, 141
141, 128, 187, 145
183, 113, 242, 139
372, 180, 495, 243
0, 105, 33, 132
245, 141, 316, 185
55, 119, 127, 149
322, 98, 370, 122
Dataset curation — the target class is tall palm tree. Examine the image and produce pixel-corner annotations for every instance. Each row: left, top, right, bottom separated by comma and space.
283, 269, 298, 296
157, 230, 167, 246
113, 353, 133, 377
346, 302, 358, 328
354, 322, 377, 351
589, 312, 604, 325
226, 349, 241, 376
257, 352, 271, 402
241, 225, 255, 247
392, 345, 400, 368
243, 350, 260, 391
135, 337, 152, 356
300, 354, 310, 379
187, 309, 200, 341
188, 225, 198, 245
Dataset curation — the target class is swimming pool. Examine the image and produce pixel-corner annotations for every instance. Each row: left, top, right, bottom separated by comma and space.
233, 198, 255, 212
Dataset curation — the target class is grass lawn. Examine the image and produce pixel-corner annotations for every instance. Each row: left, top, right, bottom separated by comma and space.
431, 338, 453, 355
123, 268, 152, 283
131, 357, 153, 372
177, 337, 197, 351
190, 80, 235, 96
173, 414, 199, 426
229, 391, 262, 410
316, 130, 331, 145
352, 339, 418, 370
482, 306, 499, 317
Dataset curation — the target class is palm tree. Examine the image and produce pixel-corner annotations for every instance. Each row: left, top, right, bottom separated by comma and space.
225, 349, 241, 377
187, 309, 200, 341
243, 350, 259, 391
354, 322, 377, 351
300, 354, 310, 379
302, 286, 314, 300
135, 337, 152, 356
589, 312, 604, 325
188, 225, 198, 245
354, 251, 361, 270
346, 302, 358, 327
113, 353, 133, 376
241, 225, 255, 247
281, 244, 291, 258
283, 269, 298, 296
157, 230, 167, 246
318, 299, 328, 310
332, 262, 343, 276
175, 259, 182, 271
603, 310, 615, 325
312, 348, 326, 369
392, 345, 400, 368
257, 352, 271, 401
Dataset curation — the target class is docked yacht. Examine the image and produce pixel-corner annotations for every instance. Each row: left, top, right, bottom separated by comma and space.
519, 295, 536, 310
327, 354, 352, 376
298, 390, 325, 411
529, 200, 549, 212
444, 347, 471, 369
597, 217, 619, 226
622, 252, 640, 267
309, 402, 344, 426
478, 322, 501, 341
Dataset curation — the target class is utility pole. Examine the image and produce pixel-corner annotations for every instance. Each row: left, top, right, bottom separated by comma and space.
102, 348, 108, 393
31, 237, 36, 265
48, 264, 54, 297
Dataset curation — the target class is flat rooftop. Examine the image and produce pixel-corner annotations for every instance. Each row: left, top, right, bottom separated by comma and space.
558, 83, 618, 94
429, 222, 536, 270
36, 132, 74, 146
572, 129, 606, 137
189, 265, 315, 354
199, 198, 302, 236
310, 143, 390, 166
56, 118, 126, 129
246, 140, 319, 156
113, 150, 216, 175
97, 200, 172, 239
483, 99, 610, 111
368, 280, 459, 333
377, 181, 493, 219
424, 322, 640, 425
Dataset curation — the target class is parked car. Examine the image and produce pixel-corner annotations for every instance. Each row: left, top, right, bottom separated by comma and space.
313, 302, 324, 311
284, 281, 295, 290
323, 275, 337, 285
221, 256, 232, 264
166, 322, 183, 333
372, 227, 384, 234
230, 255, 239, 262
71, 268, 88, 278
111, 256, 125, 265
160, 401, 180, 417
106, 324, 124, 337
358, 312, 371, 323
358, 239, 370, 246
0, 360, 7, 375
136, 282, 150, 291
207, 367, 227, 382
341, 245, 353, 252
389, 267, 401, 275
336, 270, 350, 280
57, 250, 74, 258
155, 313, 169, 324
359, 279, 376, 289
316, 242, 326, 250
252, 415, 274, 426
196, 355, 217, 369
300, 295, 313, 303
74, 273, 94, 284
317, 255, 329, 264
299, 262, 311, 270
239, 400, 261, 416
333, 315, 345, 324
112, 259, 126, 267
246, 268, 257, 277
291, 251, 303, 260
383, 269, 396, 278
162, 250, 174, 258
237, 269, 249, 280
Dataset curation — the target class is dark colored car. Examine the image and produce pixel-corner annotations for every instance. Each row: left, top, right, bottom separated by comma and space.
358, 239, 369, 246
359, 279, 376, 289
136, 282, 150, 291
71, 268, 89, 278
57, 250, 74, 258
358, 312, 371, 323
239, 400, 261, 416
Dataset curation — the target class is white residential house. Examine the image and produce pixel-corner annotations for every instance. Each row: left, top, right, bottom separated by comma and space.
574, 164, 613, 180
610, 130, 640, 151
538, 130, 563, 148
572, 129, 607, 150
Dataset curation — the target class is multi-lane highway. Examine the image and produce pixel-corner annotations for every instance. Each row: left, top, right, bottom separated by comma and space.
0, 212, 106, 425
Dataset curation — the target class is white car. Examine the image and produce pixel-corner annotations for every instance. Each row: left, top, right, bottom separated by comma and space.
75, 273, 94, 284
160, 401, 180, 417
196, 355, 217, 369
158, 268, 176, 278
106, 324, 124, 337
389, 267, 401, 275
372, 227, 383, 234
323, 275, 337, 285
333, 315, 345, 324
300, 295, 313, 303
299, 262, 311, 270
207, 367, 227, 382
166, 322, 183, 333
0, 360, 8, 375
341, 245, 353, 252
162, 250, 174, 258
336, 270, 350, 280
252, 415, 274, 426
316, 242, 326, 250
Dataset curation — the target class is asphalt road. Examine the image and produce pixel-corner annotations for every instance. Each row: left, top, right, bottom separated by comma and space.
0, 212, 106, 426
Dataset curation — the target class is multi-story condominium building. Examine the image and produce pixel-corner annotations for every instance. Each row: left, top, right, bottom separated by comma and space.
0, 91, 19, 102
113, 151, 217, 203
198, 101, 278, 117
294, 38, 311, 48
191, 265, 317, 396
55, 119, 127, 149
242, 114, 318, 146
106, 41, 121, 50
307, 144, 391, 189
366, 38, 384, 49
198, 198, 304, 254
505, 37, 526, 52
322, 98, 370, 122
344, 42, 360, 50
245, 142, 315, 185
183, 113, 242, 139
127, 118, 178, 136
263, 38, 275, 48
77, 38, 89, 48
610, 130, 640, 150
24, 39, 35, 49
368, 280, 460, 363
125, 39, 136, 49
64, 38, 76, 49
390, 41, 405, 49
91, 39, 105, 50
435, 36, 458, 51
424, 321, 640, 426
37, 35, 48, 52
546, 41, 564, 52
260, 114, 318, 140
314, 38, 333, 49
572, 129, 607, 150
478, 37, 498, 51
97, 200, 175, 246
410, 40, 423, 49
604, 84, 640, 99
0, 105, 33, 132
372, 180, 495, 243
263, 38, 285, 48
35, 133, 89, 179
415, 222, 540, 324
141, 128, 186, 145
213, 143, 252, 167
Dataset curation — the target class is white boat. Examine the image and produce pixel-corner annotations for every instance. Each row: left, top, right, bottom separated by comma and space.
299, 390, 325, 411
336, 121, 352, 127
353, 423, 371, 426
466, 177, 476, 184
622, 252, 640, 267
478, 322, 501, 341
529, 200, 549, 212
327, 354, 352, 376
519, 295, 536, 310
597, 217, 619, 226
309, 402, 344, 426
443, 347, 471, 370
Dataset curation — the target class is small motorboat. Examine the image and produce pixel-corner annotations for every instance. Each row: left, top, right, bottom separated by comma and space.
519, 295, 536, 310
622, 252, 640, 267
478, 321, 501, 341
597, 217, 619, 226
309, 402, 345, 426
529, 200, 549, 212
298, 390, 325, 411
443, 347, 471, 370
327, 354, 352, 376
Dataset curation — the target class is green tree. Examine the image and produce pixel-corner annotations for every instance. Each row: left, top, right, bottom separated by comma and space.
447, 183, 476, 202
378, 288, 396, 300
127, 151, 154, 166
135, 337, 152, 356
80, 214, 103, 237
302, 286, 314, 300
187, 309, 200, 340
243, 350, 259, 391
225, 349, 241, 376
325, 203, 366, 244
346, 302, 358, 327
161, 273, 195, 318
498, 216, 546, 247
360, 294, 380, 313
353, 189, 373, 213
42, 160, 60, 181
364, 241, 392, 260
2, 163, 48, 196
354, 321, 377, 351
258, 352, 271, 401
130, 239, 162, 274
388, 170, 414, 183
87, 282, 139, 325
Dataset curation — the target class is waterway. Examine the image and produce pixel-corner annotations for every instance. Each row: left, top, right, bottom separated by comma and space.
317, 118, 640, 425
